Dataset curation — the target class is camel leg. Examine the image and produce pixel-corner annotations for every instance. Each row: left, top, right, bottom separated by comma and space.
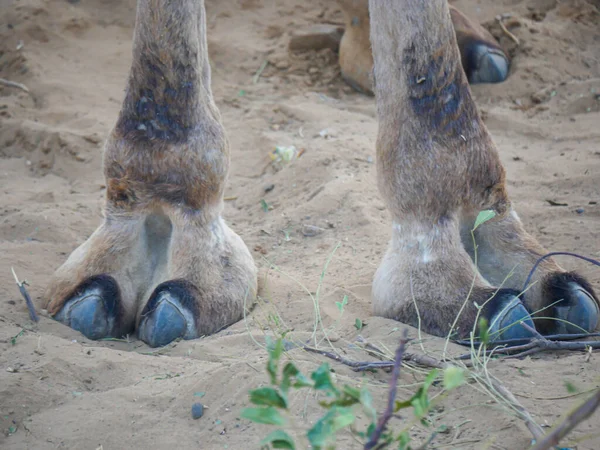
45, 0, 257, 346
369, 0, 529, 342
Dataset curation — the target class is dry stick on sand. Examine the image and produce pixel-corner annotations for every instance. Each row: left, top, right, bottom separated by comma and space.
530, 389, 600, 450
11, 267, 39, 322
455, 329, 600, 361
364, 329, 409, 450
302, 346, 447, 371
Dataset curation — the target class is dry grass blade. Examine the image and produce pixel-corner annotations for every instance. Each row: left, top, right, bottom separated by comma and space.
0, 78, 30, 93
495, 15, 520, 45
531, 389, 600, 450
489, 377, 544, 441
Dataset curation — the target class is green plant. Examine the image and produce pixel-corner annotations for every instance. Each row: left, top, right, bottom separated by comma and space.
240, 337, 466, 449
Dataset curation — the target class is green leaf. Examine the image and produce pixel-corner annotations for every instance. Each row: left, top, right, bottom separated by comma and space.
423, 369, 439, 391
360, 388, 377, 422
260, 199, 270, 212
311, 364, 338, 394
443, 366, 465, 391
260, 430, 296, 449
394, 398, 413, 412
249, 387, 288, 409
10, 329, 24, 346
342, 385, 361, 401
307, 410, 335, 448
411, 394, 429, 419
8, 425, 17, 435
365, 422, 376, 439
320, 385, 363, 408
354, 318, 363, 330
331, 408, 355, 431
335, 295, 348, 313
307, 407, 355, 448
281, 362, 312, 393
397, 431, 411, 449
240, 407, 287, 426
473, 209, 496, 230
564, 381, 578, 394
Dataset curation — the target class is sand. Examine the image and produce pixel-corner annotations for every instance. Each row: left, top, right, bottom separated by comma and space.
1, 0, 599, 448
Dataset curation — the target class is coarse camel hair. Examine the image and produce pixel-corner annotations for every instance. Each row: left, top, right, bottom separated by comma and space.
42, 0, 599, 347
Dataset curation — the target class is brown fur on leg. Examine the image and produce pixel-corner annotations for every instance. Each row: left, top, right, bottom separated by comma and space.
107, 0, 228, 216
338, 0, 509, 94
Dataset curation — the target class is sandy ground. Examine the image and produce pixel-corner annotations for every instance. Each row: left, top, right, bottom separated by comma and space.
1, 0, 600, 448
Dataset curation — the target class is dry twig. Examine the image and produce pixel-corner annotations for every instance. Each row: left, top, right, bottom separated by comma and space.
11, 267, 39, 322
456, 331, 600, 360
364, 329, 409, 450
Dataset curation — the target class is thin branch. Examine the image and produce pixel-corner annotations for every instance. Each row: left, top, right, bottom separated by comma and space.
302, 346, 365, 368
364, 329, 409, 450
304, 344, 450, 372
456, 332, 600, 348
531, 389, 600, 450
11, 268, 39, 322
456, 334, 600, 360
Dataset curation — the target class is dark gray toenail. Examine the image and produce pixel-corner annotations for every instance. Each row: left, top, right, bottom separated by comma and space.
489, 296, 536, 342
561, 282, 599, 334
54, 291, 113, 340
51, 275, 121, 340
469, 47, 509, 84
68, 295, 109, 340
138, 297, 188, 347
